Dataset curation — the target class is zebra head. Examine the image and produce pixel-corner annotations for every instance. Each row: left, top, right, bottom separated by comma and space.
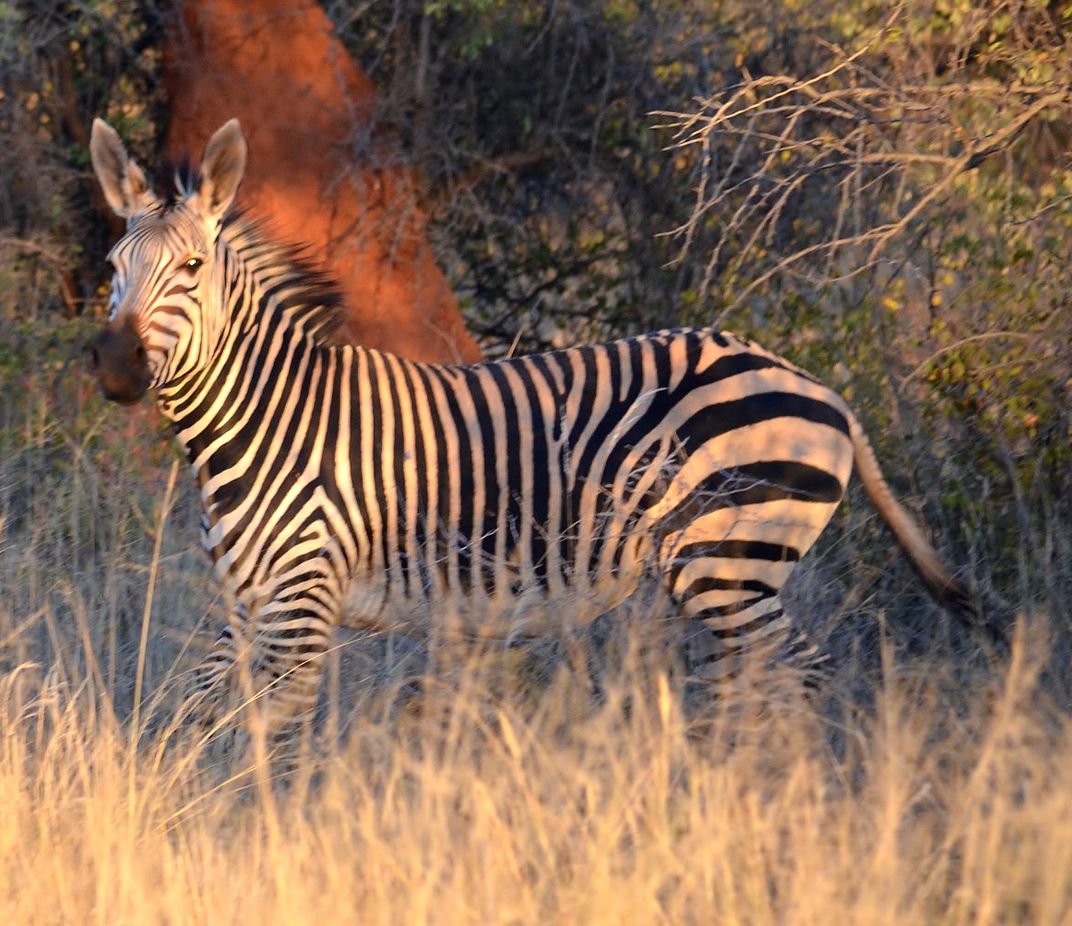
86, 118, 247, 404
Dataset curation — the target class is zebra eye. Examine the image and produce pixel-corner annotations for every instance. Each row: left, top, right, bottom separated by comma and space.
184, 257, 203, 272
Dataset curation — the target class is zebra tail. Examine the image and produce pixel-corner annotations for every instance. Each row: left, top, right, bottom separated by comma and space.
846, 411, 989, 634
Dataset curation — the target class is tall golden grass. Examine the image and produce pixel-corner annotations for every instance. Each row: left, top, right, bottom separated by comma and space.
2, 610, 1070, 925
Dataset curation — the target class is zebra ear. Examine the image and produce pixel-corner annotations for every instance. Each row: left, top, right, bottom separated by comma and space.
199, 119, 247, 221
90, 118, 155, 219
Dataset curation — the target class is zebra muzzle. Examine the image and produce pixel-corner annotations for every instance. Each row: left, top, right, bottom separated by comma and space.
86, 321, 151, 405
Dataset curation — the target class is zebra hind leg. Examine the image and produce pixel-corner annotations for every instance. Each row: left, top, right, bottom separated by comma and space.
679, 588, 827, 689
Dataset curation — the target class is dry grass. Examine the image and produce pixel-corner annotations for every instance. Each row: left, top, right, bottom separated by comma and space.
1, 605, 1070, 925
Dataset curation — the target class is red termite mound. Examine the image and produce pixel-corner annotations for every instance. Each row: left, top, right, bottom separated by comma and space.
161, 0, 481, 364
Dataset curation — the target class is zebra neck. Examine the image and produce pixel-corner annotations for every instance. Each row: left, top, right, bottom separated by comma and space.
162, 318, 339, 518
157, 220, 347, 451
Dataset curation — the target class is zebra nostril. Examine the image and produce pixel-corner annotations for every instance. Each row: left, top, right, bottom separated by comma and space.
133, 343, 147, 365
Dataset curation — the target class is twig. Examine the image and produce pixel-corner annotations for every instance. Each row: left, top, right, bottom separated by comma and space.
903, 331, 1042, 382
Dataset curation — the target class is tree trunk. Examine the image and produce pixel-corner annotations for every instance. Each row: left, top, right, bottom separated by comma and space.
161, 0, 482, 363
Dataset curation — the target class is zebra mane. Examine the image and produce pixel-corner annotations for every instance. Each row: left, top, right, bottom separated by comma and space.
155, 156, 201, 204
219, 212, 346, 347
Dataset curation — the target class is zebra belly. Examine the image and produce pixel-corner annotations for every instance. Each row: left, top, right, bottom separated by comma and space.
338, 563, 644, 640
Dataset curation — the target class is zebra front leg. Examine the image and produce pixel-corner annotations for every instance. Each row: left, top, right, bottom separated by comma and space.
181, 605, 249, 731
235, 584, 340, 749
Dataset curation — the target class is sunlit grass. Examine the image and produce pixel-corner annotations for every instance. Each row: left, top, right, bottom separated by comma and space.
1, 610, 1070, 925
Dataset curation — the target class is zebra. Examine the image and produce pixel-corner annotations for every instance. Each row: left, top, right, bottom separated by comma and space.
86, 117, 984, 737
